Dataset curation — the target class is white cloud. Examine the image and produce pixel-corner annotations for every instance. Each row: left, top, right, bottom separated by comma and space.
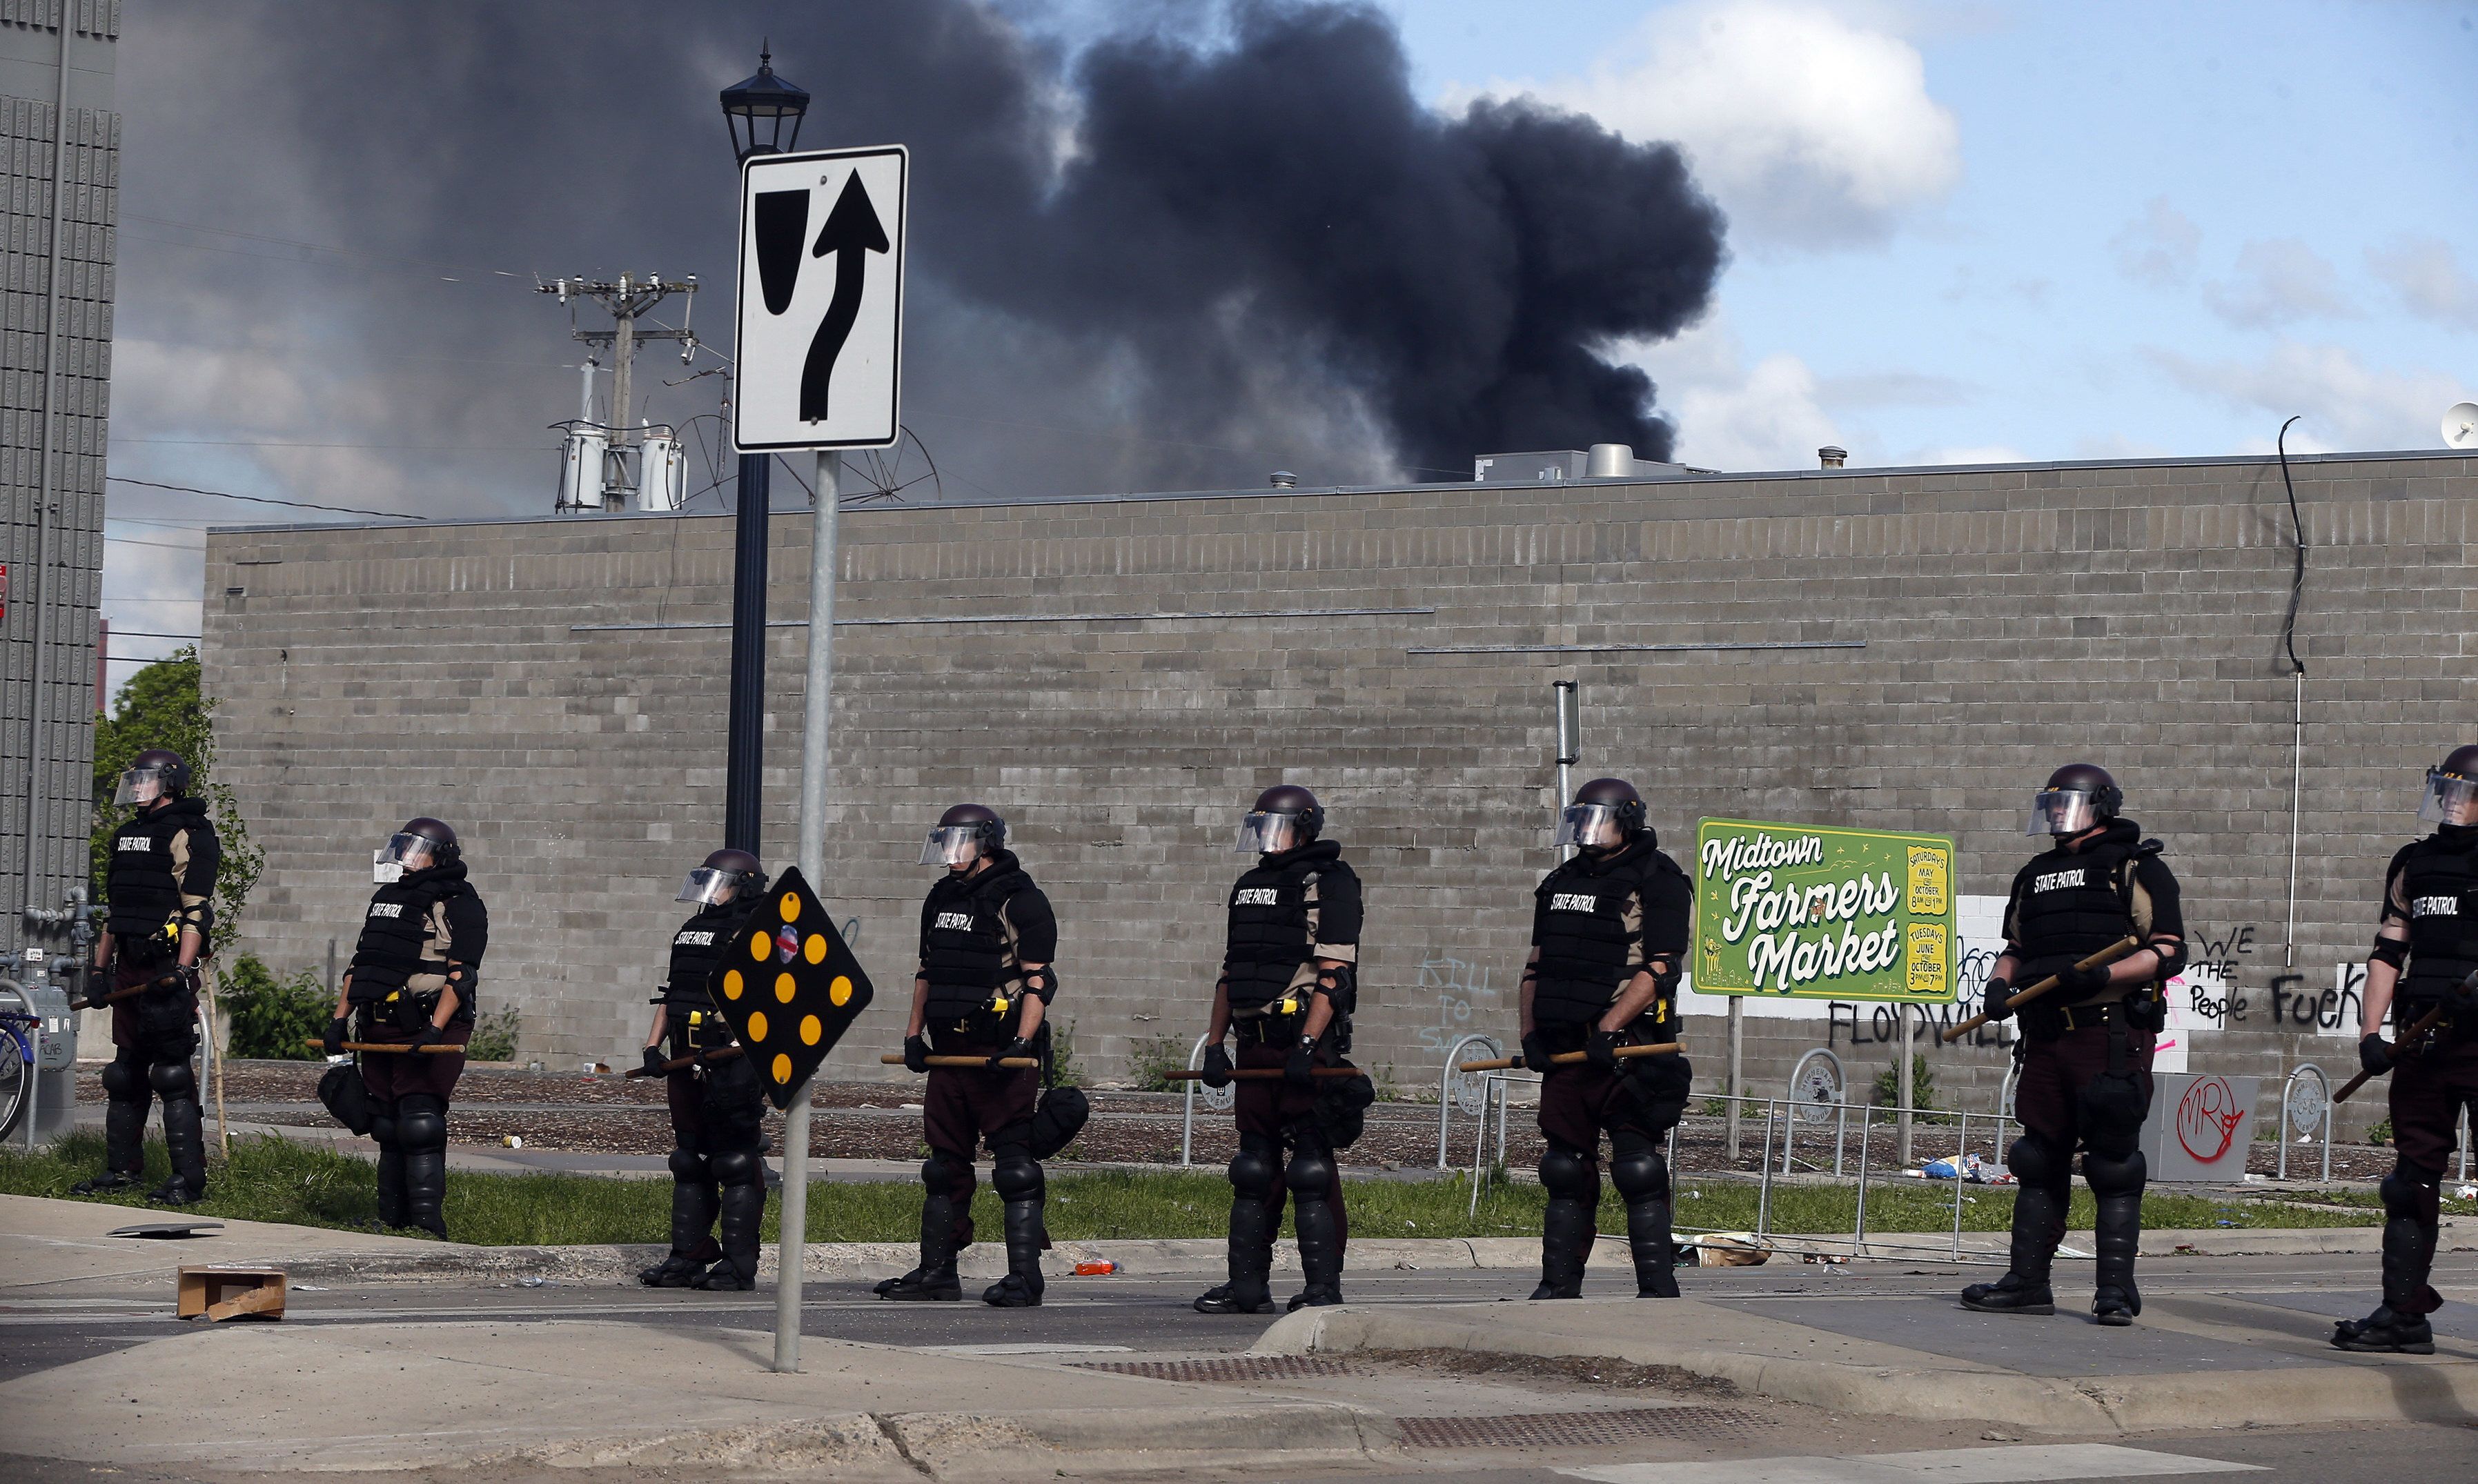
2368, 235, 2478, 331
1915, 444, 2024, 465
2202, 239, 2354, 329
1627, 317, 1841, 471
2146, 341, 2466, 453
1459, 1, 1961, 248
2110, 197, 2200, 286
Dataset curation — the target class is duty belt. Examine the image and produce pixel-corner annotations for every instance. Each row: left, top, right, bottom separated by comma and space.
1232, 994, 1309, 1043
2057, 1000, 2121, 1032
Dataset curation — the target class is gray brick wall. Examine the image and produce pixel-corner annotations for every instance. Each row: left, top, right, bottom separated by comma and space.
199, 451, 2477, 1138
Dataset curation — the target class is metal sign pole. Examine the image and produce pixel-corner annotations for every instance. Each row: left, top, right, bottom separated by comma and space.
772, 452, 841, 1374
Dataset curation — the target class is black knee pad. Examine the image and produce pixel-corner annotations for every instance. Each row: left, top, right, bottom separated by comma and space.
2381, 1160, 2442, 1222
1540, 1141, 1599, 1203
1285, 1145, 1335, 1199
992, 1154, 1044, 1203
147, 1058, 197, 1099
100, 1056, 146, 1102
1609, 1142, 1669, 1203
397, 1094, 447, 1153
368, 1099, 398, 1145
2081, 1147, 2145, 1196
709, 1149, 761, 1187
2005, 1132, 2062, 1187
668, 1147, 709, 1182
1229, 1135, 1280, 1200
921, 1149, 967, 1191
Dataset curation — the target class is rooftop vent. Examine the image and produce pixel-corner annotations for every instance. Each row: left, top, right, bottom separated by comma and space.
1475, 447, 1711, 484
1268, 471, 1298, 488
1818, 446, 1848, 469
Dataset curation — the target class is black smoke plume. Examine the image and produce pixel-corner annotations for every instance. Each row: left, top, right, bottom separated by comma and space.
113, 0, 1724, 511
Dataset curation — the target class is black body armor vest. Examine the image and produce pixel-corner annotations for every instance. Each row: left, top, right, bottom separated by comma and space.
2012, 832, 2147, 982
921, 862, 1032, 1033
662, 901, 756, 1011
1530, 841, 1682, 1031
105, 799, 211, 948
347, 873, 462, 1012
2399, 832, 2478, 1006
1222, 843, 1344, 1012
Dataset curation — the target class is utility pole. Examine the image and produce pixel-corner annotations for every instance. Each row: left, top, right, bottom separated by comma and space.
540, 274, 697, 511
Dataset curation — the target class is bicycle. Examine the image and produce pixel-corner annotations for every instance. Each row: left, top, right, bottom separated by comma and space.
0, 980, 37, 1145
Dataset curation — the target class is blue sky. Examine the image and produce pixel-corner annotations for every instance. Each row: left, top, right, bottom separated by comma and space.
1378, 0, 2478, 466
90, 1, 2478, 694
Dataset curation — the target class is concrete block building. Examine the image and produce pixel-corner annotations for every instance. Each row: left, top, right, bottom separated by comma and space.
199, 448, 2475, 1134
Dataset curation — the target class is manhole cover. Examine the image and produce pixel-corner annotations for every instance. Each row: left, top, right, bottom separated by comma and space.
1073, 1355, 1355, 1383
1397, 1405, 1765, 1450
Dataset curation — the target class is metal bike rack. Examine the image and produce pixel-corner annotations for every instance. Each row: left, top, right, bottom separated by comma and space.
1437, 1033, 1502, 1169
1178, 1029, 1235, 1169
1783, 1047, 1848, 1176
2277, 1062, 2332, 1185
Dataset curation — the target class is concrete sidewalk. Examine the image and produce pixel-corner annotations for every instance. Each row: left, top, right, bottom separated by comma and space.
0, 1318, 1395, 1478
1258, 1281, 2478, 1434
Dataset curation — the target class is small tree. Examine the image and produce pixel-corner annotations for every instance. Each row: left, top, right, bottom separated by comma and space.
91, 648, 262, 949
219, 954, 331, 1060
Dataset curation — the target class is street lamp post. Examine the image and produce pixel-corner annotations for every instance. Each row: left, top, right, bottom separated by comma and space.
719, 47, 809, 855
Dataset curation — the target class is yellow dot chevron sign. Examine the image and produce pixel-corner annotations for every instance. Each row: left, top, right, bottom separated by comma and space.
709, 866, 876, 1110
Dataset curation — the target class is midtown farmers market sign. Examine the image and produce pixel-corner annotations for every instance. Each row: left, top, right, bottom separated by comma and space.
1692, 819, 1957, 1005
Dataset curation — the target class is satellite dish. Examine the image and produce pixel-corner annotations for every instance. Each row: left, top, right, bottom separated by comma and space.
2444, 402, 2478, 450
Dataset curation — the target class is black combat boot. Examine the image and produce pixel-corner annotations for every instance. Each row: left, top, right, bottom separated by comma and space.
2084, 1149, 2145, 1326
1196, 1141, 1279, 1314
982, 1191, 1047, 1308
398, 1096, 450, 1239
2334, 1189, 2441, 1354
373, 1138, 409, 1230
885, 1159, 964, 1302
1286, 1149, 1344, 1309
642, 1160, 720, 1287
1531, 1196, 1593, 1300
148, 1064, 208, 1207
1626, 1196, 1680, 1298
1960, 1174, 2060, 1315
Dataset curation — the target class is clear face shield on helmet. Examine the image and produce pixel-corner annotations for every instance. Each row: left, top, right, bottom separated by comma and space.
2419, 769, 2478, 827
1554, 802, 1628, 850
918, 825, 985, 868
1233, 811, 1301, 855
371, 833, 437, 884
2025, 788, 2105, 836
112, 766, 173, 808
676, 867, 747, 906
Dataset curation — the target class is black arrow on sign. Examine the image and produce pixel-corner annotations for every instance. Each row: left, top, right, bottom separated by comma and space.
800, 172, 890, 424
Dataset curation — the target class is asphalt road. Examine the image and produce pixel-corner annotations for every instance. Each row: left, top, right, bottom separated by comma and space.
6, 1253, 2472, 1481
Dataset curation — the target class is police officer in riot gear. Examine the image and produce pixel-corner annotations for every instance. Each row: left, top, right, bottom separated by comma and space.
879, 804, 1059, 1307
323, 818, 489, 1238
73, 749, 220, 1205
1193, 785, 1366, 1315
1519, 778, 1693, 1301
1963, 764, 2184, 1326
2333, 745, 2478, 1354
639, 849, 771, 1290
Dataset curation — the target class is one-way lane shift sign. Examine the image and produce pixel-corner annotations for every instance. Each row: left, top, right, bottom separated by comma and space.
803, 173, 889, 424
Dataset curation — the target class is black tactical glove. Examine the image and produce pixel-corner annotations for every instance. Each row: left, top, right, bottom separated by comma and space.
1520, 1031, 1555, 1071
1200, 1043, 1235, 1089
406, 1022, 444, 1054
2055, 962, 2113, 998
2359, 1032, 2392, 1078
642, 1045, 669, 1077
1980, 976, 2015, 1023
1284, 1035, 1317, 1088
1585, 1028, 1623, 1073
903, 1033, 930, 1074
322, 1016, 349, 1057
144, 967, 188, 997
990, 1036, 1034, 1071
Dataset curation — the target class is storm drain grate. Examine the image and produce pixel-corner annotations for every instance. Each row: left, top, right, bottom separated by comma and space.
1071, 1355, 1358, 1383
1396, 1405, 1764, 1450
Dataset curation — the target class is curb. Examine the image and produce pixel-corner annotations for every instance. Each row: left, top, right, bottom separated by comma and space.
1252, 1303, 2478, 1434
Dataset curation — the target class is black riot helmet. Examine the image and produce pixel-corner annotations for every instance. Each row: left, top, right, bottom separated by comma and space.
373, 817, 460, 882
919, 802, 1005, 869
1234, 784, 1324, 854
2419, 744, 2478, 826
112, 747, 190, 807
678, 847, 767, 905
1556, 778, 1646, 852
2025, 763, 2121, 836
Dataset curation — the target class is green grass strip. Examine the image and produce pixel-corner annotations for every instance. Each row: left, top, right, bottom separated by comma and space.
1, 1132, 2376, 1249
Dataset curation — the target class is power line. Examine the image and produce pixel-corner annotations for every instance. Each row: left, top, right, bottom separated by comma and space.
112, 437, 537, 452
104, 534, 205, 552
102, 629, 200, 640
106, 476, 424, 522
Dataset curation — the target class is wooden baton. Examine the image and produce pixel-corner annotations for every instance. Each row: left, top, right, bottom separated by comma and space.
623, 1045, 746, 1078
1457, 1041, 1682, 1073
880, 1053, 1041, 1070
1164, 1066, 1371, 1081
1940, 936, 2141, 1044
80, 970, 191, 1010
2334, 1002, 2450, 1104
304, 1038, 463, 1054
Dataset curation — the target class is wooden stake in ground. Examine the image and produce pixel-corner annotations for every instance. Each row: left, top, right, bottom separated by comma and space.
1456, 1041, 1682, 1072
1940, 936, 2141, 1043
201, 973, 229, 1160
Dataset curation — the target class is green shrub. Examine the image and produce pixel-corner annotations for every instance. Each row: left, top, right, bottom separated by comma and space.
2367, 1118, 2392, 1147
1874, 1052, 1939, 1114
1124, 1033, 1192, 1091
218, 955, 330, 1060
466, 1007, 520, 1062
1045, 1018, 1088, 1087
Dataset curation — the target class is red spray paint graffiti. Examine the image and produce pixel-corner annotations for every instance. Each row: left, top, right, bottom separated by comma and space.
2176, 1076, 2246, 1163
